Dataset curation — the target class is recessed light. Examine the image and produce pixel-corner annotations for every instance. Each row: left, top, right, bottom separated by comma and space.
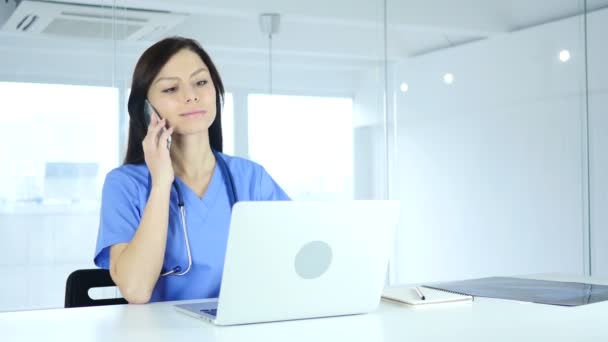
443, 73, 454, 84
399, 82, 409, 93
559, 50, 571, 62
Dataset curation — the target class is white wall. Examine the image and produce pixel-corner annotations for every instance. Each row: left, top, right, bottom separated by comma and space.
391, 10, 607, 284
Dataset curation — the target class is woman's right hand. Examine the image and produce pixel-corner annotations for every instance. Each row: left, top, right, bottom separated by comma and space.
143, 109, 174, 188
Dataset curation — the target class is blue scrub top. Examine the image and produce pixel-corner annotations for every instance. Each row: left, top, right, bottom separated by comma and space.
94, 152, 290, 302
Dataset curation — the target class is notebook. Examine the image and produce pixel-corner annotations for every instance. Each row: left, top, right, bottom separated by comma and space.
424, 277, 608, 307
382, 286, 473, 306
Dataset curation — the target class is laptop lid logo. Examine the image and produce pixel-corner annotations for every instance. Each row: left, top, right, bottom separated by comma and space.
294, 240, 333, 279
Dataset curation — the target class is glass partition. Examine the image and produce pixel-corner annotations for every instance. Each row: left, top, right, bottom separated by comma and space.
0, 0, 120, 310
587, 2, 608, 277
387, 1, 592, 284
0, 0, 388, 311
2, 0, 603, 312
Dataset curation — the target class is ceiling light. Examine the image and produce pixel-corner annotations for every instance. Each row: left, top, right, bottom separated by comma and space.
443, 73, 454, 85
399, 82, 409, 93
559, 50, 571, 62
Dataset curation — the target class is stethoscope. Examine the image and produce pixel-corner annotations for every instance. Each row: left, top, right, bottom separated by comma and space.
159, 148, 238, 276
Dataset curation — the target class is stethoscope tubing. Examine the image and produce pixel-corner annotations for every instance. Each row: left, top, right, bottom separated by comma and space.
160, 149, 237, 277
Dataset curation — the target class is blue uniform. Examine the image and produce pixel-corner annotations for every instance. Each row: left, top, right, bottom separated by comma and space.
94, 152, 289, 302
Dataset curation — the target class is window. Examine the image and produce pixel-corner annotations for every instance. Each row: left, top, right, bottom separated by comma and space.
248, 94, 353, 200
0, 82, 119, 204
0, 82, 119, 311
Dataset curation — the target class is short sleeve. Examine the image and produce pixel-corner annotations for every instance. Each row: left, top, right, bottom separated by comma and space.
93, 169, 142, 269
257, 166, 291, 201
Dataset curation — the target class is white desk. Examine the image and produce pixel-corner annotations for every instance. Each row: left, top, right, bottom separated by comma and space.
1, 274, 607, 341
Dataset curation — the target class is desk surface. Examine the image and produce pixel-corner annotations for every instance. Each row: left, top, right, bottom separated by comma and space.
1, 274, 607, 341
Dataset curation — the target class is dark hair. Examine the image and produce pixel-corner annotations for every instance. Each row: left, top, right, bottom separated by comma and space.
123, 37, 225, 164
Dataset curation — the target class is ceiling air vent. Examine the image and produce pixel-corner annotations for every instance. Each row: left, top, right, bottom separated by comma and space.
1, 0, 188, 41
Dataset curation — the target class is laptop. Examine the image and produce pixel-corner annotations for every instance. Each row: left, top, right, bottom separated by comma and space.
175, 200, 400, 326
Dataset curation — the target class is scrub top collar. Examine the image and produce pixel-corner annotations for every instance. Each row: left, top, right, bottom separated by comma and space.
173, 160, 224, 211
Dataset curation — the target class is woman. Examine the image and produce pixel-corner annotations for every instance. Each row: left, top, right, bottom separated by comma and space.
94, 37, 289, 304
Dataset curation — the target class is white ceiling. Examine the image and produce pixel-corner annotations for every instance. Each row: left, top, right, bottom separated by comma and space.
15, 0, 606, 56
118, 0, 608, 56
2, 0, 608, 73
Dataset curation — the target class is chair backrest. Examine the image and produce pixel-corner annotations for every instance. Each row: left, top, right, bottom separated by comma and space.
65, 269, 128, 308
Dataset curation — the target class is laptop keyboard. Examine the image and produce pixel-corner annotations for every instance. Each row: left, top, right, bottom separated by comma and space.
200, 308, 217, 317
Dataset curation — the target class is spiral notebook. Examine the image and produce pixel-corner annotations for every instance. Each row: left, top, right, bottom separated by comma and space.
382, 286, 473, 306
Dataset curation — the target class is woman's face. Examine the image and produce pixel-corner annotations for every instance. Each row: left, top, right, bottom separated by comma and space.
147, 48, 217, 135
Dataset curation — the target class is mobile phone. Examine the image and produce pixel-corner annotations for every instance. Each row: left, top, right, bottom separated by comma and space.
144, 99, 172, 149
143, 99, 160, 126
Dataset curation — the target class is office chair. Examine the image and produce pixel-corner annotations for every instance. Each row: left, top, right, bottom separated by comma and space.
65, 268, 128, 308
